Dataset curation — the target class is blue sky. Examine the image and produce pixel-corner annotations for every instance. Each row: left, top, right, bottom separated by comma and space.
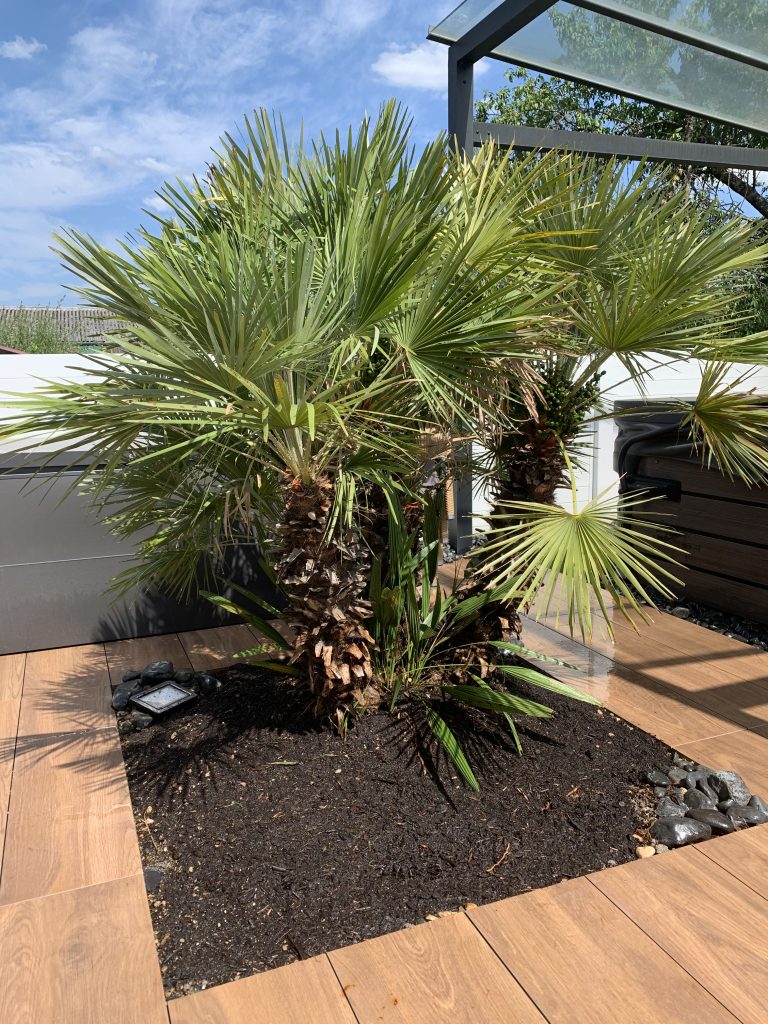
0, 1, 508, 305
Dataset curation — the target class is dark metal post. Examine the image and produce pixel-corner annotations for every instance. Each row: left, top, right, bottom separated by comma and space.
441, 3, 558, 556
448, 48, 474, 156
446, 48, 475, 555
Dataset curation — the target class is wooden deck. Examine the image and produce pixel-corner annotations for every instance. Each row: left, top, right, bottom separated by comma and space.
2, 608, 768, 1022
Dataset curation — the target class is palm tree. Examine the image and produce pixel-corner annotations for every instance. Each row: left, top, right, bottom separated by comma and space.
0, 104, 569, 718
475, 156, 768, 635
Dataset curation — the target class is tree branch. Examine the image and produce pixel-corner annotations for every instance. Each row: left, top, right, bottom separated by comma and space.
706, 167, 768, 220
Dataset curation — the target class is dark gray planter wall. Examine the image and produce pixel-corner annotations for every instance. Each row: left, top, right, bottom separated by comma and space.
0, 455, 273, 655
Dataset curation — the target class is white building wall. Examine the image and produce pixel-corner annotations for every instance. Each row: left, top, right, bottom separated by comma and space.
0, 354, 96, 453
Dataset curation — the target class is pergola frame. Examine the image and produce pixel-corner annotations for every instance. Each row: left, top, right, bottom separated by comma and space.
430, 0, 768, 167
429, 1, 768, 553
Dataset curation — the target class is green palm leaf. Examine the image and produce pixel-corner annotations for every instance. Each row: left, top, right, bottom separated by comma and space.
477, 452, 684, 640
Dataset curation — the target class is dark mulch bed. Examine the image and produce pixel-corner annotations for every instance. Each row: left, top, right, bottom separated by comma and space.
120, 664, 672, 998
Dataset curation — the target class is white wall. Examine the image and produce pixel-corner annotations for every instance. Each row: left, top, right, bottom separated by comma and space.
0, 354, 99, 454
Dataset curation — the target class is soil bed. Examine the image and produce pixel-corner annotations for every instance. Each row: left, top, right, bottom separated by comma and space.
120, 664, 671, 998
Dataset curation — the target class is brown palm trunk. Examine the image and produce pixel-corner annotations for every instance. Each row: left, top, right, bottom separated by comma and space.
276, 475, 378, 720
489, 420, 569, 525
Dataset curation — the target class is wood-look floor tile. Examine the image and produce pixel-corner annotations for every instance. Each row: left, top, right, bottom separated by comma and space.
676, 726, 768, 795
469, 875, 738, 1023
0, 655, 25, 873
591, 846, 768, 1024
0, 873, 167, 1024
696, 824, 768, 900
0, 729, 140, 905
329, 912, 545, 1023
169, 955, 357, 1024
177, 625, 258, 670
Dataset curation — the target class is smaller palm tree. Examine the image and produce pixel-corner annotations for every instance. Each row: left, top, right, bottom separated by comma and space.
475, 156, 768, 636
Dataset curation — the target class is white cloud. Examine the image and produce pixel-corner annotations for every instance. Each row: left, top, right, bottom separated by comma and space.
372, 42, 488, 93
0, 0, 427, 302
0, 36, 47, 60
142, 193, 171, 212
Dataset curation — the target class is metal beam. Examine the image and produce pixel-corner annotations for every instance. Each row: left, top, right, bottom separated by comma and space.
448, 49, 474, 156
435, 0, 556, 66
573, 1, 768, 74
474, 121, 768, 172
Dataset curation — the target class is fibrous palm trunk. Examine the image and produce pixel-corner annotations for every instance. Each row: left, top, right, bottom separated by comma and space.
489, 420, 570, 525
461, 420, 570, 641
276, 476, 378, 720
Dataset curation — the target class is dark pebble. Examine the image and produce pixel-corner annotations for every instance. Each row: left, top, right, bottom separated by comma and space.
749, 795, 768, 816
656, 796, 687, 818
685, 789, 717, 810
683, 771, 705, 788
728, 804, 768, 826
646, 770, 670, 787
130, 711, 154, 731
174, 669, 195, 684
695, 779, 720, 803
653, 786, 667, 798
121, 669, 141, 683
141, 660, 174, 684
685, 808, 735, 835
194, 673, 220, 695
111, 689, 132, 711
712, 771, 751, 806
672, 753, 696, 770
667, 768, 688, 785
718, 799, 735, 812
651, 818, 712, 847
143, 866, 164, 892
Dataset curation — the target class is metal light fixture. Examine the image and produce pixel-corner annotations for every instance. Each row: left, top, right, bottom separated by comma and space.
131, 681, 197, 715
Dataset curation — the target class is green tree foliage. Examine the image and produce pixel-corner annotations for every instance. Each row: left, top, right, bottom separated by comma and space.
476, 1, 768, 218
0, 306, 77, 354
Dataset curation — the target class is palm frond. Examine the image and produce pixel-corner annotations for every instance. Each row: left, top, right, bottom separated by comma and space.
683, 362, 768, 485
476, 457, 684, 640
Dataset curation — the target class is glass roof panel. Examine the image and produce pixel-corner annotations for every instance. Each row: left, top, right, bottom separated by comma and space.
431, 0, 501, 39
588, 1, 768, 67
430, 1, 768, 134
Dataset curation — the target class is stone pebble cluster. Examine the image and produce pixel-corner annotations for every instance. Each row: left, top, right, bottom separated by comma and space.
110, 660, 219, 731
638, 752, 768, 856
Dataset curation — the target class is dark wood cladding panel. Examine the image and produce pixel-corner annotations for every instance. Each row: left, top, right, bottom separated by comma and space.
632, 455, 768, 622
636, 456, 768, 506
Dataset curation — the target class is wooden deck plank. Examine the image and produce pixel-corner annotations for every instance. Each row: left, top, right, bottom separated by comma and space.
0, 652, 25, 704
0, 728, 141, 905
468, 875, 739, 1024
0, 654, 25, 873
328, 913, 545, 1023
696, 824, 768, 900
590, 846, 768, 1024
18, 645, 112, 736
542, 606, 768, 693
676, 726, 768, 795
169, 955, 357, 1024
104, 633, 193, 684
524, 615, 768, 735
177, 625, 257, 671
522, 619, 747, 745
0, 873, 167, 1024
